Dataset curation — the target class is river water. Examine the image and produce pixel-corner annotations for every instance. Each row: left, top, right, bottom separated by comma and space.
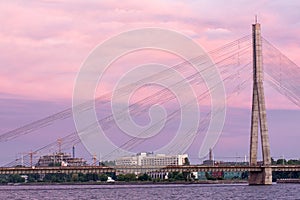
0, 183, 298, 200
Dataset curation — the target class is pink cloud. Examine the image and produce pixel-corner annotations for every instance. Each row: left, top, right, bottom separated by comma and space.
0, 0, 299, 103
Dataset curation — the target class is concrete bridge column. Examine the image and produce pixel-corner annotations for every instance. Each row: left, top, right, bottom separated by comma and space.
249, 22, 272, 185
249, 167, 272, 185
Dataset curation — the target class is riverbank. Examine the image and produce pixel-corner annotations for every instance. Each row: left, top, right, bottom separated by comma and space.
6, 179, 300, 186
3, 179, 248, 186
277, 179, 300, 184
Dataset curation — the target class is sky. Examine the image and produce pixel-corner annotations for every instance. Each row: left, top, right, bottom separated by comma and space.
0, 0, 299, 165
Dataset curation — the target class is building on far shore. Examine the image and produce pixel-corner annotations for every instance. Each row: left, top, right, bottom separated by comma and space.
36, 152, 87, 167
115, 152, 188, 166
115, 152, 189, 180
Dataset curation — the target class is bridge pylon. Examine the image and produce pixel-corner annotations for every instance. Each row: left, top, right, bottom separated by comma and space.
249, 22, 272, 185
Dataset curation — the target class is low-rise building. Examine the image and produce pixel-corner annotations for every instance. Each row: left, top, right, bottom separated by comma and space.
115, 152, 189, 180
115, 152, 188, 166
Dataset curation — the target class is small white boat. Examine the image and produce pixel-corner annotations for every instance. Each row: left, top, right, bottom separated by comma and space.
106, 177, 115, 183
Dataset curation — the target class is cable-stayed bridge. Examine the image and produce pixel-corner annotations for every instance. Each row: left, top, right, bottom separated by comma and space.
0, 23, 299, 185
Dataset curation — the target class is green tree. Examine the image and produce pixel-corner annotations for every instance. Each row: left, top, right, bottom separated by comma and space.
287, 159, 300, 165
27, 174, 40, 182
174, 173, 185, 181
276, 159, 287, 165
8, 174, 25, 183
183, 172, 192, 181
0, 177, 8, 184
124, 173, 136, 182
138, 173, 151, 181
43, 173, 71, 182
184, 157, 190, 165
168, 172, 185, 181
78, 173, 88, 182
117, 173, 136, 182
86, 173, 98, 181
167, 172, 176, 181
99, 174, 108, 181
271, 157, 276, 165
117, 174, 125, 181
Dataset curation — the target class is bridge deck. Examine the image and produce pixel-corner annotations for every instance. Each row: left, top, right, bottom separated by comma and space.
1, 165, 300, 175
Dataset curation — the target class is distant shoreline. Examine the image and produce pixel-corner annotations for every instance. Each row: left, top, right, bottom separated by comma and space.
4, 179, 300, 186
276, 179, 300, 184
2, 180, 249, 186
4, 179, 300, 187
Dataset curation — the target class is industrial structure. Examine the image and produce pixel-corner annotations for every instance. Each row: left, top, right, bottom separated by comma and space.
36, 152, 87, 167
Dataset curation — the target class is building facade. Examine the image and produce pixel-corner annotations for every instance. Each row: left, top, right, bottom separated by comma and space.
36, 152, 87, 167
115, 152, 188, 166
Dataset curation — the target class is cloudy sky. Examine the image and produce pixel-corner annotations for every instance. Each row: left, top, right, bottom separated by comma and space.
0, 0, 299, 165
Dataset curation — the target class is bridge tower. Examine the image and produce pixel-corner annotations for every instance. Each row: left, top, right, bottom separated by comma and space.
249, 22, 272, 185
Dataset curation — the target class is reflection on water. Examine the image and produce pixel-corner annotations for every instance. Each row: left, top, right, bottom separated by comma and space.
0, 183, 298, 200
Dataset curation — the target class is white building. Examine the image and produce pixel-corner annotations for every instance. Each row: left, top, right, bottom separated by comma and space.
115, 156, 138, 166
115, 152, 188, 166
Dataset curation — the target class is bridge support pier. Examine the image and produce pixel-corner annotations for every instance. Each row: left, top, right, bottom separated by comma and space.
249, 167, 272, 185
249, 22, 272, 185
